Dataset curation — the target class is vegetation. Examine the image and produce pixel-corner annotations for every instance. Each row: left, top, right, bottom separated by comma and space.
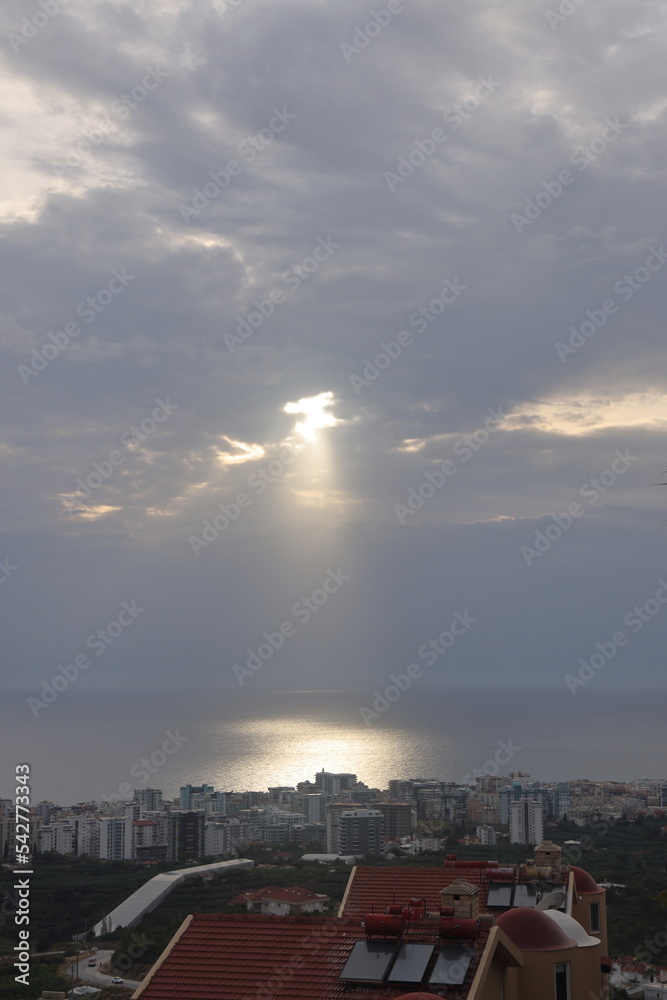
0, 958, 69, 1000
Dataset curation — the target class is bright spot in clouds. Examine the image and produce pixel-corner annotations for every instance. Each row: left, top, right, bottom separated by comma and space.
283, 392, 340, 443
502, 393, 667, 436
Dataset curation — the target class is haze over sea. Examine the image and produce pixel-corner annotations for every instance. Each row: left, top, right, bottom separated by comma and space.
4, 687, 666, 805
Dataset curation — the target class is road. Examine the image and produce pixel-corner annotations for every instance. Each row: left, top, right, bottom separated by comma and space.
68, 950, 141, 991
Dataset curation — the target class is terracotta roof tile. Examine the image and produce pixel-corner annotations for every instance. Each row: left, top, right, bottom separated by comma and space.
134, 912, 487, 1000
134, 865, 569, 1000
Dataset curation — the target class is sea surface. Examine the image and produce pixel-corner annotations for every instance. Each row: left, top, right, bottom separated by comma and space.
2, 686, 666, 805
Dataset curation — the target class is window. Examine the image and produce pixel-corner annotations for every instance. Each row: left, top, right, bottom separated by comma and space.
554, 962, 570, 1000
590, 902, 601, 933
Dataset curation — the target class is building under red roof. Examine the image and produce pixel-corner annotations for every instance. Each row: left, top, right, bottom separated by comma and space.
131, 854, 607, 1000
234, 884, 331, 915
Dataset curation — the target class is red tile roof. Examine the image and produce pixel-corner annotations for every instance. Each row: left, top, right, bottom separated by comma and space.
340, 866, 490, 921
133, 913, 462, 1000
133, 865, 571, 1000
134, 913, 494, 1000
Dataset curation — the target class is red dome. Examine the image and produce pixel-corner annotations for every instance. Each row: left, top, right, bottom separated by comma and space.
496, 907, 577, 952
570, 866, 600, 894
394, 995, 434, 1000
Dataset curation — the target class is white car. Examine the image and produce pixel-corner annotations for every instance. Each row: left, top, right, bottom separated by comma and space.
111, 977, 124, 985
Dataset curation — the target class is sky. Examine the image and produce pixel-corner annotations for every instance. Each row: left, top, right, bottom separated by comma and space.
2, 0, 667, 716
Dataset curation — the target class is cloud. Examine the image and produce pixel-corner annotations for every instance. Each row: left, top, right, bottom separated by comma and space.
1, 0, 667, 707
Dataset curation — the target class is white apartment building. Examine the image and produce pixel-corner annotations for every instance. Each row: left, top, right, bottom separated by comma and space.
204, 818, 246, 856
99, 816, 133, 860
510, 799, 544, 846
38, 820, 77, 855
133, 788, 163, 812
77, 816, 101, 857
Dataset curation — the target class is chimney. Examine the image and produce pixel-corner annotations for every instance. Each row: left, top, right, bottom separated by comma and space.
439, 879, 480, 919
533, 840, 563, 876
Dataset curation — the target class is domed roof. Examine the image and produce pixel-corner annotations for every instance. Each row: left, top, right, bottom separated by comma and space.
570, 866, 600, 894
495, 907, 577, 952
394, 995, 434, 1000
543, 909, 600, 947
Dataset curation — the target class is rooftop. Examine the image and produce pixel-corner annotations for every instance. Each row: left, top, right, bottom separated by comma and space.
133, 860, 581, 1000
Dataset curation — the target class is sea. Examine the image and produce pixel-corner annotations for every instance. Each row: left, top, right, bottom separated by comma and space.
2, 686, 666, 805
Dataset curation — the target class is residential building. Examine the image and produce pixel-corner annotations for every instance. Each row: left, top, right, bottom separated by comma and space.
553, 782, 571, 820
179, 784, 214, 809
166, 811, 205, 861
314, 770, 357, 794
326, 801, 357, 853
476, 824, 497, 846
240, 886, 330, 915
510, 798, 544, 846
77, 816, 100, 857
38, 820, 77, 855
376, 802, 416, 842
297, 792, 331, 823
99, 816, 132, 860
338, 809, 383, 855
205, 818, 246, 857
133, 788, 163, 813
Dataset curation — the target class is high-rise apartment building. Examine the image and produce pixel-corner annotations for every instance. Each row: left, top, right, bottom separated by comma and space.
510, 798, 544, 845
337, 809, 383, 855
376, 802, 416, 842
134, 788, 163, 812
166, 811, 205, 862
314, 771, 357, 794
99, 816, 133, 860
179, 784, 214, 809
